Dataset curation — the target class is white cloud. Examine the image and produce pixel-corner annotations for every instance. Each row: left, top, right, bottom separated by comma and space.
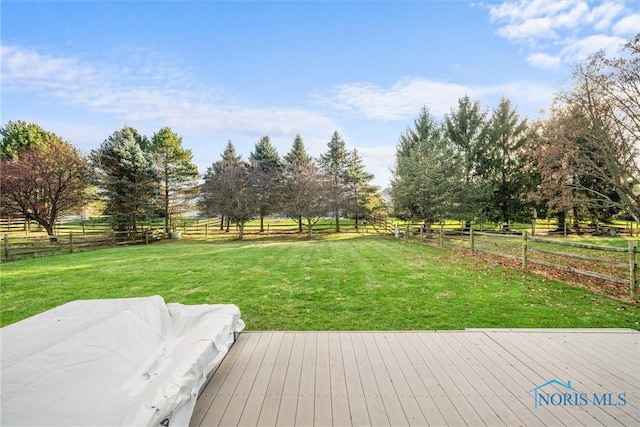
612, 13, 640, 36
590, 1, 627, 31
320, 77, 554, 121
487, 0, 635, 67
319, 78, 471, 120
0, 44, 335, 138
526, 52, 563, 69
560, 34, 627, 61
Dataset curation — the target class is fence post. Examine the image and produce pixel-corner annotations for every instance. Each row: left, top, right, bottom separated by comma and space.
112, 230, 116, 246
3, 234, 9, 260
629, 240, 638, 300
522, 231, 528, 270
205, 223, 208, 238
439, 223, 444, 246
69, 232, 74, 253
470, 228, 475, 254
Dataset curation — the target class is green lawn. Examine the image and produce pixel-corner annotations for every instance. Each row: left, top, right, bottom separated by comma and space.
1, 235, 638, 330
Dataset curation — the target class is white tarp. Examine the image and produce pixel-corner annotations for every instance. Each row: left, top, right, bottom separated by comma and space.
0, 295, 245, 427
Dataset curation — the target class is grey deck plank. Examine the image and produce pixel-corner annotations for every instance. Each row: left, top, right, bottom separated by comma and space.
351, 332, 390, 426
196, 332, 263, 426
412, 332, 487, 426
395, 333, 467, 426
275, 332, 306, 427
294, 333, 317, 426
339, 333, 371, 426
192, 330, 640, 427
491, 330, 639, 426
384, 333, 447, 426
476, 330, 616, 426
431, 332, 523, 426
328, 332, 351, 426
218, 332, 274, 426
457, 331, 567, 426
313, 333, 332, 426
448, 332, 544, 426
372, 333, 427, 426
190, 332, 251, 427
361, 333, 409, 426
256, 332, 293, 426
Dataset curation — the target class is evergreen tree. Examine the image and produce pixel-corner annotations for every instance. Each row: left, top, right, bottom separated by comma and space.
1, 120, 52, 161
282, 135, 318, 232
481, 98, 533, 229
150, 127, 199, 233
344, 148, 375, 229
444, 96, 489, 227
318, 131, 350, 232
90, 126, 158, 232
390, 107, 462, 231
249, 136, 282, 232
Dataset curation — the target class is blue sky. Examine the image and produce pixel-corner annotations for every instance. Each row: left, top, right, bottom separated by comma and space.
2, 1, 638, 188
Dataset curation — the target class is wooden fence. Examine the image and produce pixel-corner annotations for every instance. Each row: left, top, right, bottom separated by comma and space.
403, 225, 638, 300
1, 230, 165, 262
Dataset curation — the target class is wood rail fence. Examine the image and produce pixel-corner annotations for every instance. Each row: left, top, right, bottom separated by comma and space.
402, 225, 638, 300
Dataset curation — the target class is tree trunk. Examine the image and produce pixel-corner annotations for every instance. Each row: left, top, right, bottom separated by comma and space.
298, 216, 303, 233
220, 215, 225, 230
307, 220, 313, 237
260, 214, 265, 233
164, 186, 170, 234
238, 222, 244, 240
335, 210, 340, 232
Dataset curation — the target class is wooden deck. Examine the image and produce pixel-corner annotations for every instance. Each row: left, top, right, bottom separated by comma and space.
191, 329, 640, 426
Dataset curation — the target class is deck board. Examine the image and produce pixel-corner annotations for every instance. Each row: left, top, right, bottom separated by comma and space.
191, 329, 640, 427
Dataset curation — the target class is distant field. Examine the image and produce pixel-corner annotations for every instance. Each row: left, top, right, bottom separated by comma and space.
1, 235, 638, 330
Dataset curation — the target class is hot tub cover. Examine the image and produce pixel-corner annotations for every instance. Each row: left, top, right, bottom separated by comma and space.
0, 295, 245, 426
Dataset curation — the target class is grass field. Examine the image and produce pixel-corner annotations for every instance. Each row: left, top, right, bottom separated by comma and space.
1, 235, 638, 330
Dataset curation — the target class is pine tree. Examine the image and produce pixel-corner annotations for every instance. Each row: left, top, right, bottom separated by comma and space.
150, 127, 199, 233
318, 131, 350, 232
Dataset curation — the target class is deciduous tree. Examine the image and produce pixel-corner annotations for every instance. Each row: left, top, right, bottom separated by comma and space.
0, 135, 91, 238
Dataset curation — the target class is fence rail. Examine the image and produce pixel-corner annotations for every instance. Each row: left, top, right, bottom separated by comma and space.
1, 230, 166, 262
403, 226, 638, 300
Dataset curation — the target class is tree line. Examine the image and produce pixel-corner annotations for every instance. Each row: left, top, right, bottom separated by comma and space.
0, 122, 379, 240
2, 35, 637, 238
391, 35, 639, 233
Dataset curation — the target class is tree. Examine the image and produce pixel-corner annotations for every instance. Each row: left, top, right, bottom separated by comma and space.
318, 131, 350, 232
199, 141, 243, 231
481, 98, 533, 229
344, 148, 375, 229
200, 142, 258, 239
249, 136, 282, 232
554, 36, 640, 222
528, 109, 592, 231
150, 127, 199, 234
281, 161, 329, 237
1, 120, 52, 161
90, 126, 158, 232
444, 96, 489, 226
0, 135, 91, 238
282, 135, 314, 232
390, 107, 462, 231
